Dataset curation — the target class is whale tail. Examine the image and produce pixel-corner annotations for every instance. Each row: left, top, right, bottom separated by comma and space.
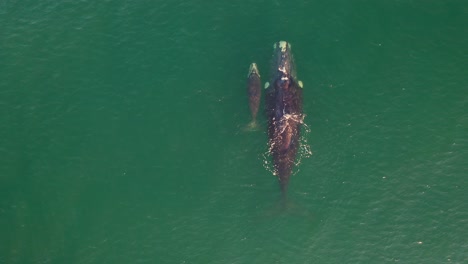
258, 194, 314, 221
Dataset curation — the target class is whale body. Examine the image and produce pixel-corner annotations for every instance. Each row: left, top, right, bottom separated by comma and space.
265, 41, 304, 195
247, 62, 261, 127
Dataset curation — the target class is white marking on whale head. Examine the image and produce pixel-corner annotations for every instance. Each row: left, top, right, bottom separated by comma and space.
298, 80, 303, 88
278, 66, 287, 74
279, 41, 288, 52
248, 63, 260, 77
264, 82, 270, 89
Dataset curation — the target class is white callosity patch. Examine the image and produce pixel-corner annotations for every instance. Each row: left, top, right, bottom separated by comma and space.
279, 66, 289, 80
279, 41, 288, 52
264, 82, 270, 89
278, 66, 288, 76
248, 62, 259, 77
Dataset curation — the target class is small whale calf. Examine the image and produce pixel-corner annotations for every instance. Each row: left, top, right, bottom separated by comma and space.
246, 62, 261, 129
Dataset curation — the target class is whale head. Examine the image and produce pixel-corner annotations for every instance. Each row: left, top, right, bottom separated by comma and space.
272, 41, 296, 82
248, 62, 260, 77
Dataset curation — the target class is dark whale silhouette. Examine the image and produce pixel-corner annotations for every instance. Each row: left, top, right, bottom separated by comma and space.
247, 62, 261, 128
265, 41, 304, 196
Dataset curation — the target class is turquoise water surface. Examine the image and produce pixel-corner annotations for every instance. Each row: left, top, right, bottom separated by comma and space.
1, 1, 467, 263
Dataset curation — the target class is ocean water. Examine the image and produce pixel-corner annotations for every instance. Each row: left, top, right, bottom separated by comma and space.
1, 1, 467, 263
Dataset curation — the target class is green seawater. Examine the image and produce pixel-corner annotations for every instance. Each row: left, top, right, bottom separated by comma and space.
1, 1, 467, 263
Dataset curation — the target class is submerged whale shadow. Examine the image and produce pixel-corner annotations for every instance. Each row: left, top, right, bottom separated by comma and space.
254, 194, 316, 223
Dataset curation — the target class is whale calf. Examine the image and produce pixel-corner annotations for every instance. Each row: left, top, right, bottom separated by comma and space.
265, 41, 304, 195
247, 62, 261, 128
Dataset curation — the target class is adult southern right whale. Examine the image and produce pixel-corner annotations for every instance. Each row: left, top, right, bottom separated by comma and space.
265, 41, 304, 196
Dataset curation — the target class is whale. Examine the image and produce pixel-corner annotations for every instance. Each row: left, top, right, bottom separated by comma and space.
264, 41, 304, 195
247, 62, 261, 128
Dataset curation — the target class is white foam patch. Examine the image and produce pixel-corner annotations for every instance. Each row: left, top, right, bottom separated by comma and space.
262, 115, 313, 177
262, 145, 276, 176
297, 123, 313, 163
